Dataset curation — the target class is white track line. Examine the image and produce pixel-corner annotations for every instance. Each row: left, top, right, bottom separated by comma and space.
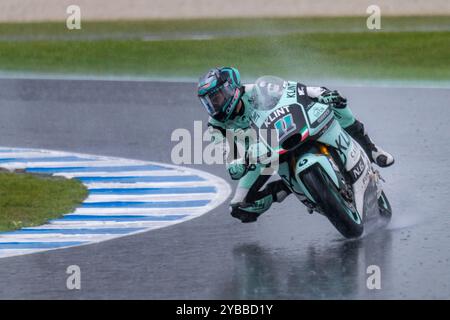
84, 181, 217, 189
84, 193, 216, 202
72, 207, 206, 215
46, 221, 175, 228
53, 170, 192, 178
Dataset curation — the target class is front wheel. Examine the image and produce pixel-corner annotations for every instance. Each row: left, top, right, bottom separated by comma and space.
301, 165, 364, 238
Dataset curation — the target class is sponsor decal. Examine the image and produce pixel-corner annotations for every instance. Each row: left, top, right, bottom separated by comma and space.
350, 156, 366, 182
313, 105, 327, 118
298, 158, 308, 167
315, 108, 331, 125
335, 131, 351, 152
350, 144, 358, 160
335, 131, 351, 164
297, 86, 305, 96
264, 105, 290, 127
306, 101, 315, 110
286, 83, 296, 98
300, 125, 309, 141
274, 114, 297, 141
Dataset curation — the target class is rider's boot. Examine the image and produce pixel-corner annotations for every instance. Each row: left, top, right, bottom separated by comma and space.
344, 120, 395, 168
230, 180, 291, 223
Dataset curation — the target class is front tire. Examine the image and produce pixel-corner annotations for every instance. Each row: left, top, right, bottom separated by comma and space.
301, 165, 364, 238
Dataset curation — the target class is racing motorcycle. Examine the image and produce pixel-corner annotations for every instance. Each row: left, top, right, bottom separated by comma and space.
245, 76, 392, 238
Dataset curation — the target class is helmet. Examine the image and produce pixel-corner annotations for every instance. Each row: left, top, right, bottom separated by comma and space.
197, 67, 243, 122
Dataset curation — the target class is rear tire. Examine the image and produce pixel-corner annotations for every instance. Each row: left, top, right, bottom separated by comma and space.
378, 191, 392, 222
301, 165, 364, 238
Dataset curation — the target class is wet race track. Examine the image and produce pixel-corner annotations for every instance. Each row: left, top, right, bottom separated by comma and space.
0, 78, 449, 299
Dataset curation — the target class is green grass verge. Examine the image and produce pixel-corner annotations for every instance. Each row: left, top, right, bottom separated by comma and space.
0, 16, 449, 38
0, 171, 87, 232
0, 31, 448, 80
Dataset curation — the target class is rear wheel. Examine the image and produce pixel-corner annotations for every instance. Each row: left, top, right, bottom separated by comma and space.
301, 165, 363, 238
378, 191, 392, 222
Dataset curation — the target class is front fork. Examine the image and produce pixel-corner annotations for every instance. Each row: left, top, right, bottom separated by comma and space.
289, 120, 364, 205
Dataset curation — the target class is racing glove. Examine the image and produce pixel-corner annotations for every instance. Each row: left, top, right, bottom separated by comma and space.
227, 159, 256, 180
318, 90, 347, 109
228, 159, 248, 180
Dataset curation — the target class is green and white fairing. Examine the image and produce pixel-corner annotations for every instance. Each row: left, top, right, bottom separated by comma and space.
246, 76, 377, 223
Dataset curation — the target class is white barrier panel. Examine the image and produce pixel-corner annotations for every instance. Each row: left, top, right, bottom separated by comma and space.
0, 0, 448, 22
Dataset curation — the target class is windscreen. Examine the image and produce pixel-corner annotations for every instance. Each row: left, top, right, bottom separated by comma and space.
251, 75, 287, 110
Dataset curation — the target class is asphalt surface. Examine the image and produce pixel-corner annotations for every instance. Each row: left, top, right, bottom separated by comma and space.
0, 78, 449, 299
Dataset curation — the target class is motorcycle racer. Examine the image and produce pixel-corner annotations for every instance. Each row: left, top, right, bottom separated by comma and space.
197, 67, 394, 223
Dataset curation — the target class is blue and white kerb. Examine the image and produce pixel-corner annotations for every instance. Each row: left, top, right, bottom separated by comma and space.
0, 147, 231, 258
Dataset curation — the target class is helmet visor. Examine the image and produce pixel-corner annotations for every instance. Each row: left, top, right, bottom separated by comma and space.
199, 83, 235, 118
